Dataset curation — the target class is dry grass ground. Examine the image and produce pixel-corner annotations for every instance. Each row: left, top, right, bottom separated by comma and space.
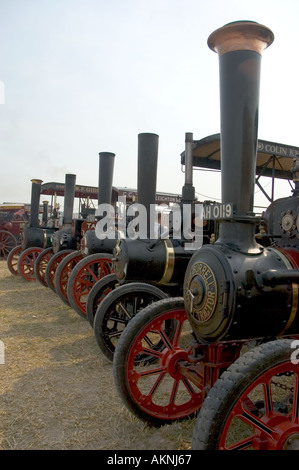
0, 260, 195, 450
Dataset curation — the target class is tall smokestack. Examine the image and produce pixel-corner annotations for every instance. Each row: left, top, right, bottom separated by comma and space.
98, 152, 115, 206
181, 132, 195, 203
42, 201, 49, 225
29, 179, 43, 227
63, 174, 76, 227
80, 152, 116, 255
137, 133, 159, 237
184, 21, 278, 343
208, 21, 274, 250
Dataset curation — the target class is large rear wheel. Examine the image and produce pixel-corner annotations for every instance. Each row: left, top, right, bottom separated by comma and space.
53, 251, 83, 305
34, 247, 54, 287
45, 249, 75, 291
86, 273, 119, 327
17, 246, 43, 281
7, 245, 22, 276
0, 230, 17, 259
113, 297, 204, 426
66, 254, 113, 319
192, 338, 299, 450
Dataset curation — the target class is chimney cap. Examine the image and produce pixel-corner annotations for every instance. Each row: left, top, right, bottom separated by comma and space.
208, 20, 274, 56
31, 179, 43, 185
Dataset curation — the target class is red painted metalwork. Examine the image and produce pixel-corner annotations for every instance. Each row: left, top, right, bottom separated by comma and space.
17, 247, 43, 281
7, 245, 22, 276
66, 254, 113, 318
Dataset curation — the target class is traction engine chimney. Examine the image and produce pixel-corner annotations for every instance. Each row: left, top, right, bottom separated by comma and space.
183, 22, 299, 343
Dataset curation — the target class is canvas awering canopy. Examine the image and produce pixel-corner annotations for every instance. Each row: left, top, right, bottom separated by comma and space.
181, 133, 299, 181
41, 184, 181, 205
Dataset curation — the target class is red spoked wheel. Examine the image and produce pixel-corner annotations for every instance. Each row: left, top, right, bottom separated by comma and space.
45, 249, 74, 291
54, 251, 83, 306
7, 245, 22, 275
192, 338, 299, 450
34, 247, 54, 287
66, 253, 113, 319
17, 246, 44, 281
113, 297, 205, 426
86, 273, 119, 327
0, 230, 17, 259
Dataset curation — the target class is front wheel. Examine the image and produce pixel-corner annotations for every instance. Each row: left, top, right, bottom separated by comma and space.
53, 251, 83, 305
7, 245, 22, 275
86, 274, 119, 327
67, 253, 113, 319
113, 297, 204, 426
17, 246, 43, 281
34, 247, 54, 287
192, 338, 299, 450
94, 282, 167, 361
0, 230, 17, 259
45, 249, 75, 292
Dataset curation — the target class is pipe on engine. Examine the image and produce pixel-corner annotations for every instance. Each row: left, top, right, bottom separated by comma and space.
209, 21, 274, 252
183, 21, 299, 343
113, 132, 196, 284
29, 179, 43, 228
21, 179, 57, 249
137, 133, 159, 237
62, 174, 76, 228
51, 174, 77, 253
181, 132, 195, 204
80, 152, 116, 255
98, 152, 115, 207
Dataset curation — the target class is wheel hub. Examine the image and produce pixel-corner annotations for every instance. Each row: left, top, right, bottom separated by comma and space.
252, 414, 299, 450
282, 433, 299, 450
161, 347, 189, 380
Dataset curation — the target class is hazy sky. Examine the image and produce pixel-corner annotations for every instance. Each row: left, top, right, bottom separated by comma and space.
1, 0, 299, 213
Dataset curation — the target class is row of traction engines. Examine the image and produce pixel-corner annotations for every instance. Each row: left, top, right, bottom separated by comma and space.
5, 19, 299, 451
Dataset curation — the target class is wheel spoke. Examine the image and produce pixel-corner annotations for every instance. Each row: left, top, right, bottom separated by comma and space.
194, 340, 299, 450
117, 301, 133, 320
148, 371, 167, 396
86, 264, 100, 282
172, 316, 185, 347
225, 436, 254, 450
240, 410, 274, 436
108, 315, 127, 325
262, 383, 273, 415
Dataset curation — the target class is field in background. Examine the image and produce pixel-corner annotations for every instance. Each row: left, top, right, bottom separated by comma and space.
0, 260, 194, 450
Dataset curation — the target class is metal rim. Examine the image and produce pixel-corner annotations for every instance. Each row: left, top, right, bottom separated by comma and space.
94, 283, 167, 360
7, 244, 22, 275
67, 254, 113, 318
117, 304, 204, 423
34, 247, 54, 287
0, 230, 17, 259
54, 251, 83, 305
218, 359, 299, 450
45, 249, 74, 291
17, 247, 43, 281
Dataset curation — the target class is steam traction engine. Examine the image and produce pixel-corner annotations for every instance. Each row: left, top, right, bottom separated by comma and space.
7, 179, 58, 280
65, 151, 116, 318
0, 204, 28, 259
34, 173, 79, 287
112, 21, 299, 450
42, 161, 113, 306
91, 131, 220, 360
43, 173, 85, 294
